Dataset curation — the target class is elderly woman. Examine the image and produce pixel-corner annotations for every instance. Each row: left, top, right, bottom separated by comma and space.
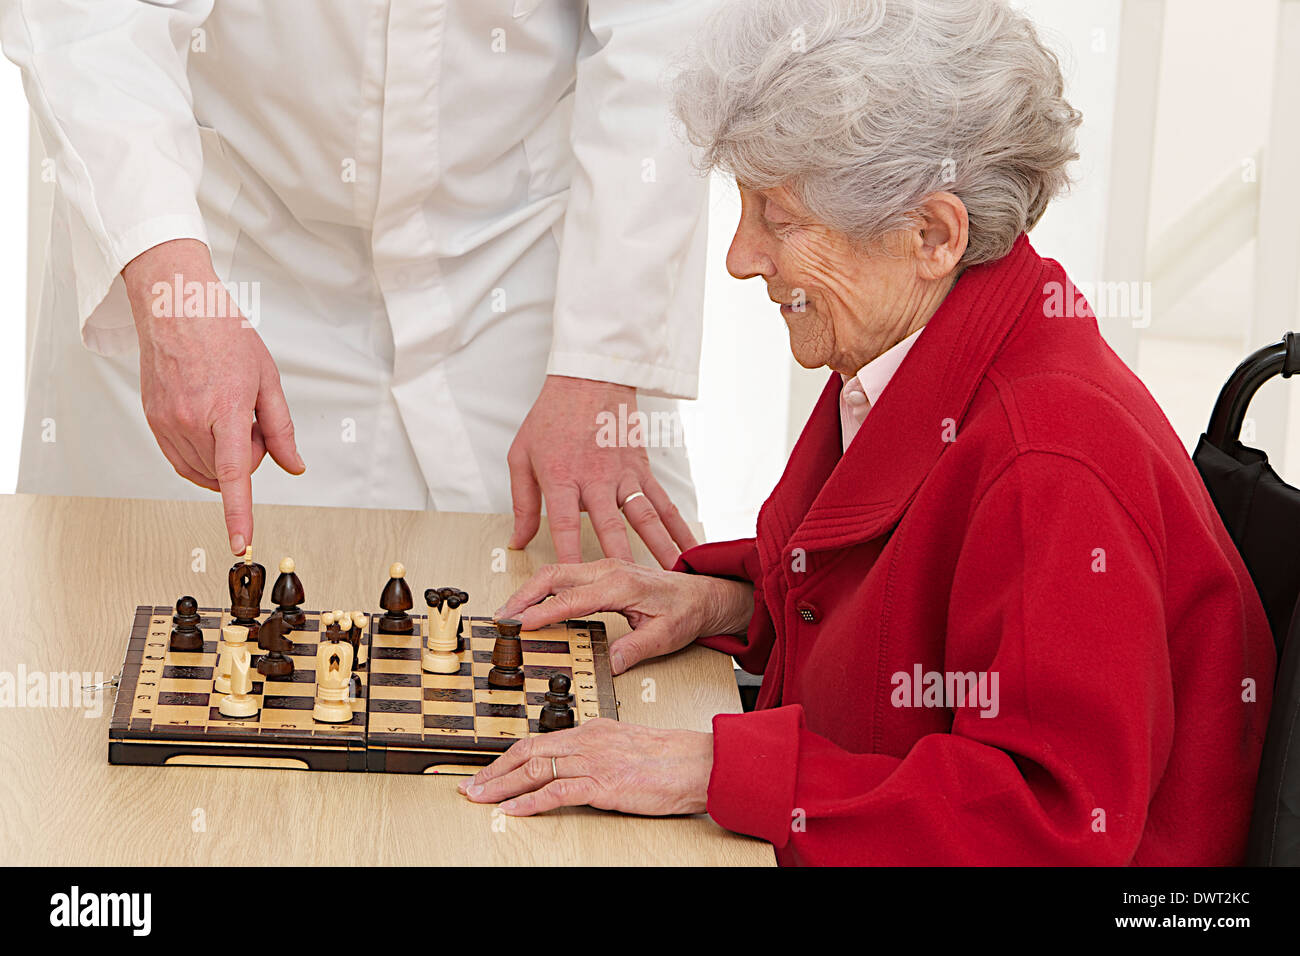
461, 0, 1274, 865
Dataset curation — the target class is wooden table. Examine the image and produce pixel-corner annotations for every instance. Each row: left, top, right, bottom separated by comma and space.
0, 494, 774, 866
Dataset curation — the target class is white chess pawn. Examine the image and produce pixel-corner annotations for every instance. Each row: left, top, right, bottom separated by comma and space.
350, 611, 369, 666
218, 645, 259, 718
213, 624, 249, 694
313, 639, 355, 723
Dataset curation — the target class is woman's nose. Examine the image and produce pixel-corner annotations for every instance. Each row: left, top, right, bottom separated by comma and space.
727, 221, 773, 281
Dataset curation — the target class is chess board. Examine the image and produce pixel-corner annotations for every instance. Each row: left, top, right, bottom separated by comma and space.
109, 606, 617, 773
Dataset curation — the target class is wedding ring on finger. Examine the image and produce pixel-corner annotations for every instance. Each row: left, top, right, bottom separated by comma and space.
620, 491, 647, 510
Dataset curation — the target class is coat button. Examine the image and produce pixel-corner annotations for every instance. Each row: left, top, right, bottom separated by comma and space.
795, 601, 818, 624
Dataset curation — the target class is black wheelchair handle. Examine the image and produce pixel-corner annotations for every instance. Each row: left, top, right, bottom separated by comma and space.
1205, 331, 1300, 450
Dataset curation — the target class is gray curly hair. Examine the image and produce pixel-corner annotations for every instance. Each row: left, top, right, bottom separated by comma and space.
671, 0, 1083, 265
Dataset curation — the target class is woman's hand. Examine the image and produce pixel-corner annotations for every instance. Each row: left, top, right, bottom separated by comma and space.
495, 558, 754, 674
459, 719, 713, 817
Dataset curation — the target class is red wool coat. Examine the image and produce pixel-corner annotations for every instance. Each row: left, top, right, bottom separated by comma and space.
677, 235, 1274, 866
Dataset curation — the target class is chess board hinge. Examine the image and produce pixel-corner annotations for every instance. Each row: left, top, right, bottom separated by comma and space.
83, 670, 121, 695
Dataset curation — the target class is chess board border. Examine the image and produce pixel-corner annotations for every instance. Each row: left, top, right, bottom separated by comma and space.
108, 605, 617, 774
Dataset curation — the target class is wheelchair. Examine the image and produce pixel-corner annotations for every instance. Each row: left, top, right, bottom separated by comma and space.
1194, 331, 1300, 866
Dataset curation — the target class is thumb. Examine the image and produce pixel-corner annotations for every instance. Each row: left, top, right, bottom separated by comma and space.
256, 359, 305, 476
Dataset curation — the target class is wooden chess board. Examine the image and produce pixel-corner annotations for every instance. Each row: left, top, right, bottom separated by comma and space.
109, 605, 618, 773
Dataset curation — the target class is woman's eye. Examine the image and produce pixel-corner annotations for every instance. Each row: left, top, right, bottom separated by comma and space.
763, 200, 792, 225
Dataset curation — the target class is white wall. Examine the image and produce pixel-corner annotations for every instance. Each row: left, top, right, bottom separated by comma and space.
0, 65, 26, 494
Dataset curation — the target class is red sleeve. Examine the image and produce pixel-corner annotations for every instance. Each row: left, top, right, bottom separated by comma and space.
673, 538, 776, 675
706, 453, 1177, 864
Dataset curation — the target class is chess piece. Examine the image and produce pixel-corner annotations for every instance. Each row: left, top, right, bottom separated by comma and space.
256, 608, 294, 679
537, 674, 575, 733
422, 589, 460, 674
312, 639, 355, 723
321, 610, 342, 640
349, 611, 368, 666
169, 595, 203, 652
378, 563, 414, 634
426, 587, 469, 648
271, 557, 306, 629
451, 589, 469, 639
443, 588, 469, 645
487, 619, 525, 690
218, 645, 259, 718
213, 623, 249, 694
228, 547, 266, 627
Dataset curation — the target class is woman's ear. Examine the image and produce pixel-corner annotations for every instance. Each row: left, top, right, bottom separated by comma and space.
912, 192, 969, 280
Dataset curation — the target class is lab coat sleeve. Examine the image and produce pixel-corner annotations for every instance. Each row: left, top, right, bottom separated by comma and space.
674, 537, 778, 676
707, 453, 1183, 864
547, 0, 715, 400
1, 0, 214, 353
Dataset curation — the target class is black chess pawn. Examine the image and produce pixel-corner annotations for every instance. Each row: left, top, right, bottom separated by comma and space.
537, 674, 575, 733
169, 595, 204, 652
487, 619, 524, 690
229, 547, 267, 627
348, 671, 363, 701
271, 556, 306, 630
256, 608, 294, 679
378, 562, 414, 634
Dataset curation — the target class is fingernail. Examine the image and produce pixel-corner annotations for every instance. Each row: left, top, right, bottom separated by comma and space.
610, 650, 624, 673
467, 784, 483, 798
494, 605, 507, 619
230, 534, 246, 555
500, 800, 517, 813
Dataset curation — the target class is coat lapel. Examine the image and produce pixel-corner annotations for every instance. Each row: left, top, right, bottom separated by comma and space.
768, 234, 1051, 557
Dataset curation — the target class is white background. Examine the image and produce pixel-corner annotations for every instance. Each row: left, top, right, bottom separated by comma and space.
0, 0, 1295, 541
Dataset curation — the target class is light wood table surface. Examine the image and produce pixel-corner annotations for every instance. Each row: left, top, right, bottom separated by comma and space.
0, 494, 775, 866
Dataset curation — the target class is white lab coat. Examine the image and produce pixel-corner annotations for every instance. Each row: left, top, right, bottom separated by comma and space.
2, 0, 709, 516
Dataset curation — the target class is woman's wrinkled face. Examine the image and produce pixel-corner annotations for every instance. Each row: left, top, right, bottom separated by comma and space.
726, 181, 948, 377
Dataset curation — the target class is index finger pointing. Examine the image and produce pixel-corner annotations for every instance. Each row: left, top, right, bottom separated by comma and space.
212, 415, 254, 554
